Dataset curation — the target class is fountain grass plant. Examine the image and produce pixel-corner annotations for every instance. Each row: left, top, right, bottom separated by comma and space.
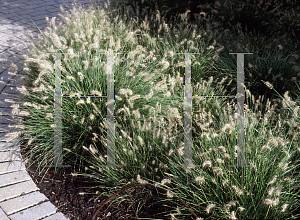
4, 0, 300, 219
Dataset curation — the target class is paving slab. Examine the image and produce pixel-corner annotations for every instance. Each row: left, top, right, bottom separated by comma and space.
41, 212, 69, 220
0, 208, 10, 220
2, 86, 20, 94
0, 150, 22, 162
0, 191, 49, 216
0, 45, 9, 53
0, 170, 32, 188
8, 201, 58, 220
0, 180, 39, 203
0, 160, 26, 175
0, 140, 21, 151
0, 0, 107, 219
0, 116, 22, 124
0, 108, 18, 117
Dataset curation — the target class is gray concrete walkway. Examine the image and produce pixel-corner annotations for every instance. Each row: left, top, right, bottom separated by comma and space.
0, 0, 105, 219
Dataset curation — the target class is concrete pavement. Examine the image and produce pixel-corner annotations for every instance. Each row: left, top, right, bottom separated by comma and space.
0, 0, 105, 219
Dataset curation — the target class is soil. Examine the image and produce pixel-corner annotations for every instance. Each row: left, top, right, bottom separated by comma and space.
20, 143, 179, 220
16, 1, 299, 219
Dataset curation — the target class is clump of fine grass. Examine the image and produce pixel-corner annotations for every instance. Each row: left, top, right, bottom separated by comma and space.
5, 0, 300, 219
101, 0, 300, 127
13, 0, 229, 179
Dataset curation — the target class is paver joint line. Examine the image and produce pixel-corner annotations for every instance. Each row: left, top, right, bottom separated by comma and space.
0, 0, 105, 219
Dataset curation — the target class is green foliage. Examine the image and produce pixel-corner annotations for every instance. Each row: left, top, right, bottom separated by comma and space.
12, 0, 300, 219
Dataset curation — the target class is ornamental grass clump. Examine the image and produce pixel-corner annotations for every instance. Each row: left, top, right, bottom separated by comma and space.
5, 0, 300, 219
14, 0, 230, 180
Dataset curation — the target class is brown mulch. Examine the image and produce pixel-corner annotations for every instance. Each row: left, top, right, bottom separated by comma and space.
20, 143, 179, 220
